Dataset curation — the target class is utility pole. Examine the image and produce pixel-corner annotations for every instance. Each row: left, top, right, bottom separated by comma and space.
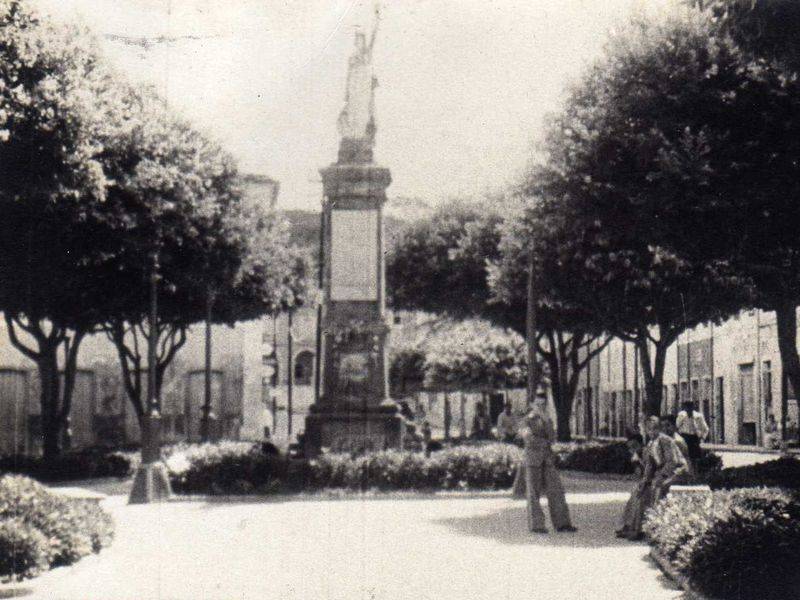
287, 310, 294, 437
129, 250, 172, 503
200, 289, 214, 442
526, 248, 540, 406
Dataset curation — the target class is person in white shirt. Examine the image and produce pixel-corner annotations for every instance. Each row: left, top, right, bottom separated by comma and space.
496, 401, 517, 442
676, 401, 709, 465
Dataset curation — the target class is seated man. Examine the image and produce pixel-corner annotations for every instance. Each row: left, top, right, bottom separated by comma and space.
651, 419, 690, 501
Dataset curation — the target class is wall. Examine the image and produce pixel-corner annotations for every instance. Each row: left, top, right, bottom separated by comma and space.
571, 308, 800, 448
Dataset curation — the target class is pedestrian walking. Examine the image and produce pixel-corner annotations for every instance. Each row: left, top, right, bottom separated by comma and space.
676, 401, 709, 467
520, 393, 576, 534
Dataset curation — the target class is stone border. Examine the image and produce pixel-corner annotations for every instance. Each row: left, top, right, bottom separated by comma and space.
649, 548, 711, 600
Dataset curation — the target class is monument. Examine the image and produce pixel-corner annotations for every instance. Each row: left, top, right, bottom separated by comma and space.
304, 9, 403, 456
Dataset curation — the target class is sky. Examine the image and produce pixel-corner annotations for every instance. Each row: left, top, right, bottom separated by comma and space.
33, 0, 674, 212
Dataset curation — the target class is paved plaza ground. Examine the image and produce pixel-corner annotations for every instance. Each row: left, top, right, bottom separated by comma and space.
2, 474, 685, 600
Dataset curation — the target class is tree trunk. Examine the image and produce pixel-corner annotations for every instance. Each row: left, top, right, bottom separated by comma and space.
546, 351, 573, 442
775, 301, 800, 442
37, 350, 62, 461
555, 403, 572, 443
637, 338, 667, 417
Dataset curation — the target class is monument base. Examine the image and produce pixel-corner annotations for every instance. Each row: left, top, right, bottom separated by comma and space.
304, 411, 404, 457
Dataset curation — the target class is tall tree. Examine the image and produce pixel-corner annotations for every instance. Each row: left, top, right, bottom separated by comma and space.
387, 200, 606, 440
527, 10, 780, 416
422, 319, 527, 392
695, 0, 800, 438
387, 200, 506, 323
0, 3, 128, 458
97, 91, 309, 423
489, 209, 609, 439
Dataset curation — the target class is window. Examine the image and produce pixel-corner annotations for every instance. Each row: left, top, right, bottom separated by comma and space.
293, 351, 314, 386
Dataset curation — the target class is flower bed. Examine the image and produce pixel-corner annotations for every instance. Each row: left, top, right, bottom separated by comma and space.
707, 456, 800, 491
0, 475, 114, 582
644, 487, 800, 600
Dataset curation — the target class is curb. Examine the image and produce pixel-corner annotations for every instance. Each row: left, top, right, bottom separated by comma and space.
649, 548, 712, 600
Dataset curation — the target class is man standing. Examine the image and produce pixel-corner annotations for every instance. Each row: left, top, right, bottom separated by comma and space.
520, 393, 576, 534
496, 401, 517, 442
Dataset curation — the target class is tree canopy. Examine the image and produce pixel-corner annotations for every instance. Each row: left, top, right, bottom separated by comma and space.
0, 2, 310, 449
0, 2, 134, 457
525, 9, 773, 414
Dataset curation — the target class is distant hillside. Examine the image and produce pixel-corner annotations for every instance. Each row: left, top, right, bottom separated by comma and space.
282, 209, 411, 251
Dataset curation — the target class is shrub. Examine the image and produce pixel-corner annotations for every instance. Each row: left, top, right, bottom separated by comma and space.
0, 518, 50, 582
555, 441, 635, 475
688, 493, 800, 600
0, 449, 132, 482
644, 487, 800, 599
644, 487, 792, 572
0, 475, 114, 567
166, 442, 286, 495
694, 449, 723, 482
307, 443, 520, 491
708, 456, 800, 491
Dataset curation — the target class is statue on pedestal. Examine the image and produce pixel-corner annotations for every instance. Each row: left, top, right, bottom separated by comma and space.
336, 7, 380, 163
304, 4, 401, 458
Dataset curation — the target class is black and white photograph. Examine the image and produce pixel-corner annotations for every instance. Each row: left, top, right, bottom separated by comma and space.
0, 0, 798, 598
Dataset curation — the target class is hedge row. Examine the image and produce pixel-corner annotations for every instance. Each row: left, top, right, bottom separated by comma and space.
0, 475, 115, 581
708, 456, 800, 491
164, 440, 724, 495
0, 448, 131, 482
165, 442, 521, 494
644, 488, 800, 600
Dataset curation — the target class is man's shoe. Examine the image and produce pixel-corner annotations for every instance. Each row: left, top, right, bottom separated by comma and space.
530, 527, 548, 534
615, 529, 629, 539
557, 525, 577, 533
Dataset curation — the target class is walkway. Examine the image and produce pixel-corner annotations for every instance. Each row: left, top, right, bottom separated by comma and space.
7, 475, 682, 600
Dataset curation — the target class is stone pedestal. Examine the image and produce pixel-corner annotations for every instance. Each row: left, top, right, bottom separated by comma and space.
304, 146, 403, 457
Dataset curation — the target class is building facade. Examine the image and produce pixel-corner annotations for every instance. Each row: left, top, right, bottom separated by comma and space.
572, 308, 800, 447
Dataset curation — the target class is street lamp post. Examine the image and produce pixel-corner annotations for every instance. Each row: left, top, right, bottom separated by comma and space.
526, 247, 541, 405
200, 288, 214, 442
129, 250, 173, 503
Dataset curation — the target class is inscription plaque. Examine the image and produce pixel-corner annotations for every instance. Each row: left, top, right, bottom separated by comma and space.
331, 209, 378, 300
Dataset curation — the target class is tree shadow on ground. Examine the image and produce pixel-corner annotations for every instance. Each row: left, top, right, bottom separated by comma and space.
433, 496, 641, 549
